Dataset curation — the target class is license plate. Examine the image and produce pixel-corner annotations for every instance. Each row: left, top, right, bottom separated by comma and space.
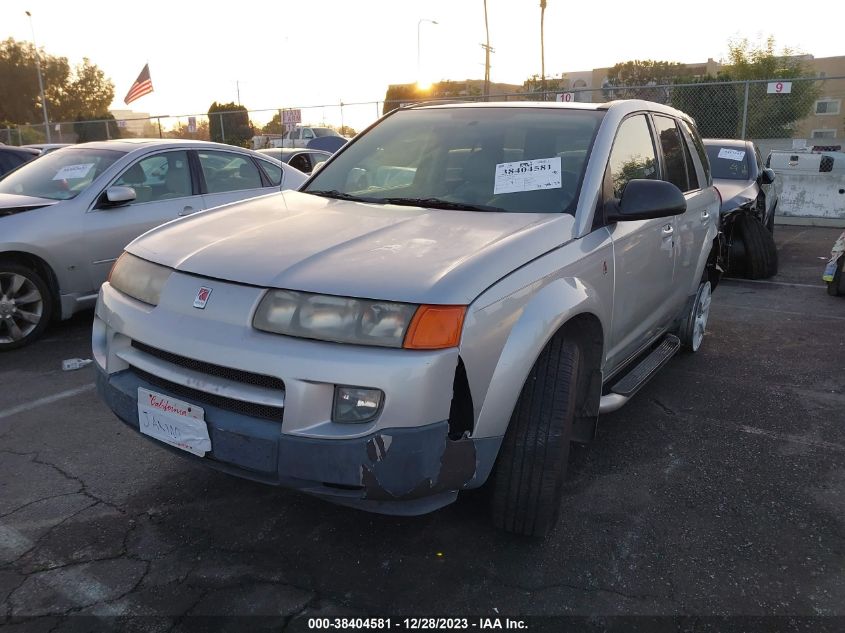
137, 388, 211, 457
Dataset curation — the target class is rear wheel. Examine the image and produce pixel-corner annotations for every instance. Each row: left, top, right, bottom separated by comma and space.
736, 214, 778, 279
490, 335, 582, 538
0, 264, 53, 351
679, 281, 712, 352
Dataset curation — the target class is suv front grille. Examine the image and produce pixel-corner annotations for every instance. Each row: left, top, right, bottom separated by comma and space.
133, 368, 284, 421
131, 340, 285, 391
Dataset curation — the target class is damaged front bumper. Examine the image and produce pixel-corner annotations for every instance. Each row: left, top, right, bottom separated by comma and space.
97, 366, 501, 515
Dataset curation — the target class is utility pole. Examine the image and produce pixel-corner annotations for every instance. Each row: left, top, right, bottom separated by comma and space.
25, 11, 51, 142
482, 0, 493, 100
540, 0, 547, 101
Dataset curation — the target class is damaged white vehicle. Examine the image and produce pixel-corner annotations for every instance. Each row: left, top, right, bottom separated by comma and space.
94, 101, 719, 536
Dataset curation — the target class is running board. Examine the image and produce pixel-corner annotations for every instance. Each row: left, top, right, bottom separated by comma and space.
599, 334, 681, 414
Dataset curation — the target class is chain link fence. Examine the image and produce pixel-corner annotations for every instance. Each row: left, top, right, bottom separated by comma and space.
2, 77, 842, 157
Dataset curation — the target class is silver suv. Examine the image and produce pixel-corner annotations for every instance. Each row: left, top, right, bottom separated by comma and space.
94, 101, 719, 536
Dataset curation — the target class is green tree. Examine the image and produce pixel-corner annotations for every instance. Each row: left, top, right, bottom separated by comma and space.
262, 112, 284, 134
722, 36, 820, 138
383, 84, 424, 115
672, 77, 740, 138
167, 119, 210, 140
0, 38, 114, 125
74, 112, 120, 142
604, 59, 689, 103
208, 102, 252, 146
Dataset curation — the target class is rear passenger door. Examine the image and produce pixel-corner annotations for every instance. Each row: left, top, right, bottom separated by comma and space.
606, 114, 677, 367
198, 150, 274, 210
652, 115, 712, 306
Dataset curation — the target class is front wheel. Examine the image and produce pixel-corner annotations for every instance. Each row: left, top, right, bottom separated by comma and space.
0, 264, 53, 351
490, 335, 582, 537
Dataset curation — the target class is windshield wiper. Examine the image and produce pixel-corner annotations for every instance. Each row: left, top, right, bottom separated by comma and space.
307, 190, 373, 202
380, 197, 505, 213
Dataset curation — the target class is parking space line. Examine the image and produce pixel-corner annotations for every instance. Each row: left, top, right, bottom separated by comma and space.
738, 425, 845, 453
0, 384, 96, 421
721, 278, 826, 289
716, 303, 845, 321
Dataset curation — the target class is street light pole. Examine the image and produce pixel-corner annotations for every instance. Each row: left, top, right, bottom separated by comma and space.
417, 18, 438, 87
25, 11, 51, 143
540, 0, 547, 101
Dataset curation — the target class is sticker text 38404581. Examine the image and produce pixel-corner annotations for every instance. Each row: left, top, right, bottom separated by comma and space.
494, 157, 562, 195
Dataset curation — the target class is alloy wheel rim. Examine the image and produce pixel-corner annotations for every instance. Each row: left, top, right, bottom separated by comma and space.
691, 282, 711, 352
0, 273, 44, 344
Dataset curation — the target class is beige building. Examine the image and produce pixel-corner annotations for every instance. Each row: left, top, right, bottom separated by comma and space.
109, 109, 152, 137
792, 56, 845, 142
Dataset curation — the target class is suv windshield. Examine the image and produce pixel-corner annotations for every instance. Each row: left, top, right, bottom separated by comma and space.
704, 144, 750, 181
303, 106, 604, 214
0, 148, 125, 200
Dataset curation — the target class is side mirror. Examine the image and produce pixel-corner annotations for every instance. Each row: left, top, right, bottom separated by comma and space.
761, 168, 775, 185
606, 179, 686, 222
101, 186, 136, 207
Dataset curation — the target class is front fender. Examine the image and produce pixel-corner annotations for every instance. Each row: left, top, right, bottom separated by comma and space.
468, 277, 606, 440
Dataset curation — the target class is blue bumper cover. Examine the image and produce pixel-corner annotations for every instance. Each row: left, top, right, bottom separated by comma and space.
96, 368, 501, 516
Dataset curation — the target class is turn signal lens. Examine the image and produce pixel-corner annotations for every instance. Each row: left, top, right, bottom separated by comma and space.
403, 305, 466, 350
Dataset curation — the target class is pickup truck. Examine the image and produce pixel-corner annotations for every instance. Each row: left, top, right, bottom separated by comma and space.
94, 100, 720, 537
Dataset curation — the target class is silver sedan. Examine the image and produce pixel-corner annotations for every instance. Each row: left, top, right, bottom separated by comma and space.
0, 139, 307, 350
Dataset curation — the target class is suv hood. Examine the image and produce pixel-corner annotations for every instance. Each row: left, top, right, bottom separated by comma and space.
712, 179, 758, 213
0, 193, 59, 217
129, 191, 575, 305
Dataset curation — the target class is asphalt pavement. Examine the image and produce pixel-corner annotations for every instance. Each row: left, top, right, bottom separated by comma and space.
0, 225, 843, 631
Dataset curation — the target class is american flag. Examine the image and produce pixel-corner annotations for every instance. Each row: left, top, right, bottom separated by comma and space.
123, 64, 153, 105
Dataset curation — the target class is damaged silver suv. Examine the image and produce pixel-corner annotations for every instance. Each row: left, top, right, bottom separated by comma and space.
94, 101, 719, 536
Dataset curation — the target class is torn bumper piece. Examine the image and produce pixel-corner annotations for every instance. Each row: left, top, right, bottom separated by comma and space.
97, 368, 502, 516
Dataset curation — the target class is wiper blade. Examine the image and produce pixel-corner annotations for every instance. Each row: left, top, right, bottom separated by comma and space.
307, 189, 372, 202
380, 197, 504, 212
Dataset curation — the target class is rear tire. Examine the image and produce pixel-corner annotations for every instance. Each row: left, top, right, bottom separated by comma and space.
490, 335, 581, 538
0, 264, 53, 351
736, 214, 778, 279
679, 281, 712, 352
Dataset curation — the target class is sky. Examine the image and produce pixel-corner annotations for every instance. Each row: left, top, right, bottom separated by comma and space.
2, 0, 842, 132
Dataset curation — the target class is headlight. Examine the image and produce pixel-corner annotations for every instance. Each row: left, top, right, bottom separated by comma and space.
253, 289, 418, 347
108, 252, 172, 306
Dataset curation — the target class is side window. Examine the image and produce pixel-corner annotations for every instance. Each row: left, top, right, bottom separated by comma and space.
258, 159, 283, 186
288, 153, 312, 173
199, 151, 264, 193
608, 114, 657, 199
681, 134, 699, 191
301, 128, 315, 140
653, 115, 689, 192
113, 150, 192, 203
680, 119, 711, 185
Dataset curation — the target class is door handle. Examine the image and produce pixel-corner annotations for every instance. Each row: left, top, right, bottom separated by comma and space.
661, 224, 674, 236
178, 206, 196, 217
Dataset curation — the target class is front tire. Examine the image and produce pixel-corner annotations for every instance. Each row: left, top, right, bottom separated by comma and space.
0, 264, 53, 351
490, 335, 581, 537
736, 214, 778, 279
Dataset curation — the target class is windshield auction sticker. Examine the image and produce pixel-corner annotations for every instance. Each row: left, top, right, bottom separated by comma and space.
717, 149, 745, 162
52, 163, 95, 180
494, 157, 562, 194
